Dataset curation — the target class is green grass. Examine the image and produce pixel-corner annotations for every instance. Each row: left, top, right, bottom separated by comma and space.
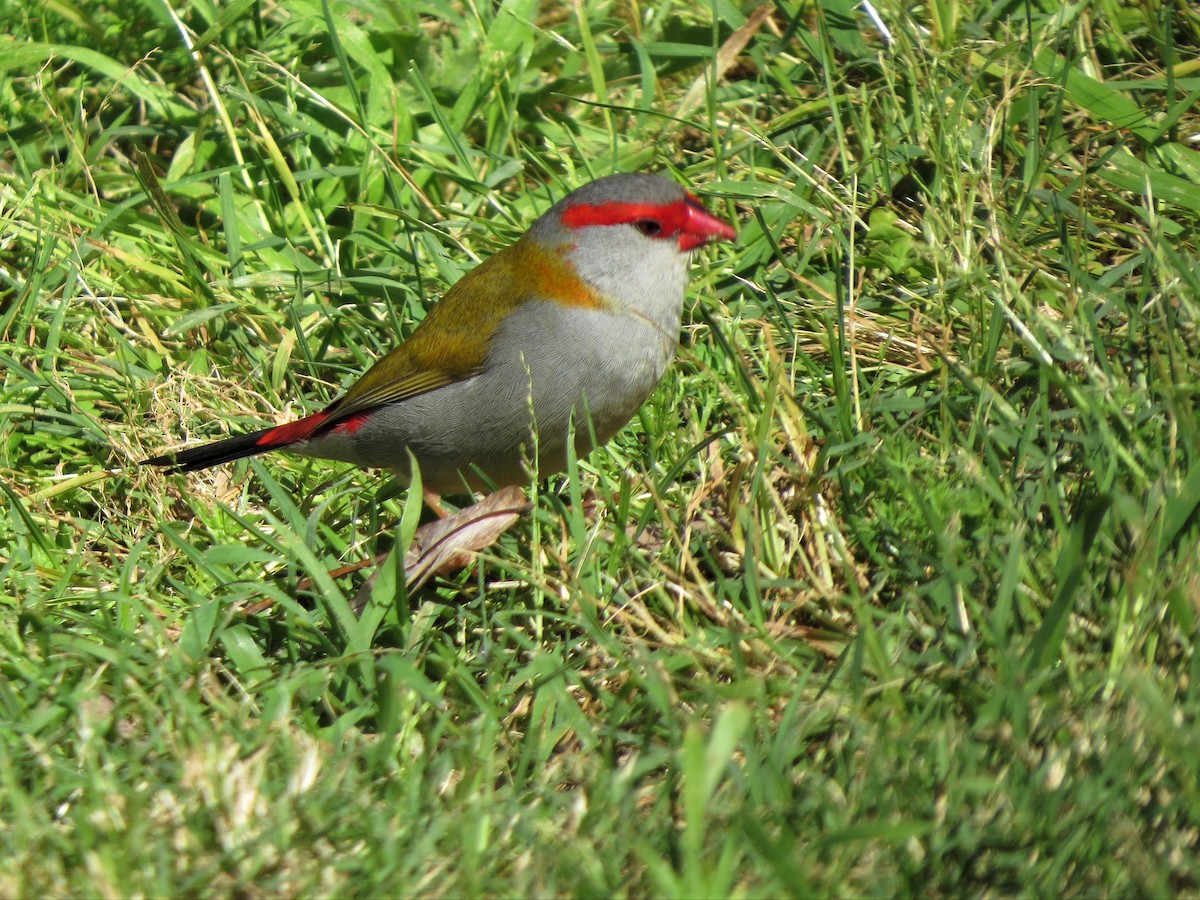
3, 0, 1200, 893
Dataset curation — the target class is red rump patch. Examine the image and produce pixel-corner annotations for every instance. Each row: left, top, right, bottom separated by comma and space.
331, 412, 372, 435
254, 412, 331, 448
252, 409, 374, 450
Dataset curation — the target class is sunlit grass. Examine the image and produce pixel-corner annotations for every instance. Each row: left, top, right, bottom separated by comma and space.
2, 0, 1200, 894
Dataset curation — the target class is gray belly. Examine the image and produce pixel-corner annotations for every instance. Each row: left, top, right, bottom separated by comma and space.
299, 300, 679, 492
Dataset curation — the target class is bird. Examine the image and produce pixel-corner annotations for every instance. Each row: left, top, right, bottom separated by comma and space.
144, 173, 737, 495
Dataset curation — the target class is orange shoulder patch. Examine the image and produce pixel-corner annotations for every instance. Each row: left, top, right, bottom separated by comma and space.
526, 243, 612, 311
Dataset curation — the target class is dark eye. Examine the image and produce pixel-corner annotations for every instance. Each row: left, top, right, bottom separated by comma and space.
635, 219, 663, 237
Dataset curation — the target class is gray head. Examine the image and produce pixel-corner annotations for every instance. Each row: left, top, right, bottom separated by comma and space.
516, 173, 736, 330
529, 173, 736, 253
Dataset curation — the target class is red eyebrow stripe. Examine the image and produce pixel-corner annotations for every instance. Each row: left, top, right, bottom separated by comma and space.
562, 199, 689, 230
562, 198, 737, 242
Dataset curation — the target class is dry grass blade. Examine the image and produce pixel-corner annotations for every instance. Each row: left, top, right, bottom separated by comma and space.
676, 3, 775, 119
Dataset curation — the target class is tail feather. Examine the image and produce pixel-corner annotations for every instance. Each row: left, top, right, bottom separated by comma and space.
144, 411, 332, 473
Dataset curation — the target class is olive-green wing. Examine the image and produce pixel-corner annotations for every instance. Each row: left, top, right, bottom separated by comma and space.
321, 242, 542, 420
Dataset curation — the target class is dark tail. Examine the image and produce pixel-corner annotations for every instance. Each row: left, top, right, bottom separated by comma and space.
142, 427, 281, 473
144, 411, 336, 473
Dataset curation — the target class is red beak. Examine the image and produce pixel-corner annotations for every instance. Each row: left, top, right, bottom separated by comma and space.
679, 196, 738, 251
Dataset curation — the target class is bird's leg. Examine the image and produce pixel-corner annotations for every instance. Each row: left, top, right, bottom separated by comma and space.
423, 489, 453, 518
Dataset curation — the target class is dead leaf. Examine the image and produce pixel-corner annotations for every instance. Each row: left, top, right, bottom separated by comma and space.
351, 485, 529, 613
